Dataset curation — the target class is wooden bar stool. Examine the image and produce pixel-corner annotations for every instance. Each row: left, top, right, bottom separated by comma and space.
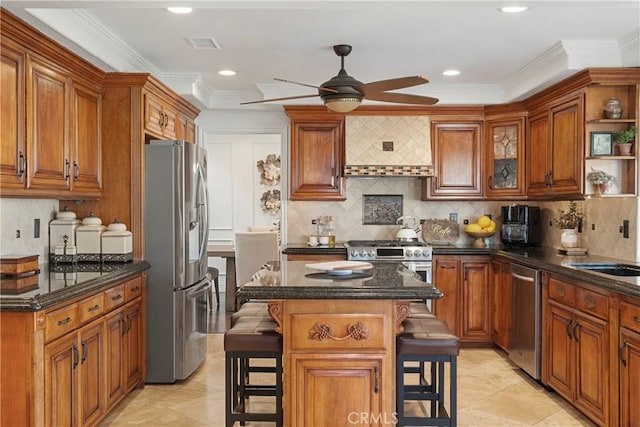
396, 317, 459, 427
224, 315, 283, 427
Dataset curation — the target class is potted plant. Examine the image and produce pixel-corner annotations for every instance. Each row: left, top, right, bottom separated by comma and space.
586, 167, 617, 194
614, 126, 638, 156
553, 201, 583, 248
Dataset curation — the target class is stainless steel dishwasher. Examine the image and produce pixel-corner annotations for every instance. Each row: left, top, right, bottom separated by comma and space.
509, 263, 542, 379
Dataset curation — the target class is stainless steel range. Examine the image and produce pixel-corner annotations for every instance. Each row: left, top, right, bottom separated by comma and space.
345, 240, 432, 283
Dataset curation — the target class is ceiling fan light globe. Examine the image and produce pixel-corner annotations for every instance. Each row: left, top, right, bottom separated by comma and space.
324, 97, 362, 113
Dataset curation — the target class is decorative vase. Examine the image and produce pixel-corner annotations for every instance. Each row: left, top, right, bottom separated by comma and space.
604, 97, 623, 119
561, 228, 578, 248
616, 143, 632, 156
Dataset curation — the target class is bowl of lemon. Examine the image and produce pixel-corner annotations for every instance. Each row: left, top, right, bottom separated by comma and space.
464, 215, 497, 248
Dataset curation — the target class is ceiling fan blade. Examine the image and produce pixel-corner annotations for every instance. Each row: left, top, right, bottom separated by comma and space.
240, 94, 320, 105
365, 92, 439, 105
274, 78, 338, 93
358, 76, 429, 95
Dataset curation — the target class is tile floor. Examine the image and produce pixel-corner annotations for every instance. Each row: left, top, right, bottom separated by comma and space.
100, 294, 596, 427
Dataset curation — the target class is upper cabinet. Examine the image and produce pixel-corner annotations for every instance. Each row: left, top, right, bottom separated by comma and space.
526, 94, 584, 198
423, 120, 483, 199
285, 107, 346, 201
484, 105, 527, 199
583, 83, 638, 197
0, 9, 103, 199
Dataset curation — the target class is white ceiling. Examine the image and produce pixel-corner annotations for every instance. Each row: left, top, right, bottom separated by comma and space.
3, 1, 639, 111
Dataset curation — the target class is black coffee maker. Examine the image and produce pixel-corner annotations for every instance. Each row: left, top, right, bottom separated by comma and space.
501, 205, 541, 246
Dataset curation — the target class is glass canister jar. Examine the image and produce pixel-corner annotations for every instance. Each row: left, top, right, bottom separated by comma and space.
604, 97, 623, 119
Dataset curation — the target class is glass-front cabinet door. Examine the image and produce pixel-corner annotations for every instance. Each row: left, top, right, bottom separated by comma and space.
485, 117, 526, 199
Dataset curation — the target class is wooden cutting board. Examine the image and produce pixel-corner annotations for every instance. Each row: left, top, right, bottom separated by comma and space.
421, 219, 459, 244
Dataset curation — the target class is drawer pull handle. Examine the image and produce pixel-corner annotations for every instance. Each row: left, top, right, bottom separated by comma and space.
87, 304, 100, 312
72, 343, 79, 369
111, 294, 123, 301
130, 286, 140, 292
440, 266, 456, 270
17, 151, 25, 177
57, 317, 72, 326
308, 321, 370, 342
81, 340, 88, 363
573, 322, 579, 343
566, 319, 573, 340
583, 295, 596, 310
632, 316, 640, 323
121, 319, 127, 336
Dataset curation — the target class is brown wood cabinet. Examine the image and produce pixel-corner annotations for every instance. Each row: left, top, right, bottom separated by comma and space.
0, 272, 146, 427
484, 112, 526, 199
491, 259, 511, 351
144, 89, 178, 140
279, 299, 394, 426
543, 273, 610, 426
526, 95, 584, 197
73, 73, 200, 259
0, 37, 26, 189
423, 121, 483, 199
285, 107, 346, 201
0, 10, 103, 199
619, 297, 640, 427
432, 255, 492, 345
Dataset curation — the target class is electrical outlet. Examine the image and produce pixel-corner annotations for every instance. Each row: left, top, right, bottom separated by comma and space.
463, 219, 469, 225
623, 220, 630, 238
449, 213, 458, 222
16, 230, 20, 238
34, 219, 40, 238
591, 223, 596, 231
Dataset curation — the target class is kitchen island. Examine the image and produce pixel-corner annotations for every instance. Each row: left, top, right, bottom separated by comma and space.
237, 260, 442, 427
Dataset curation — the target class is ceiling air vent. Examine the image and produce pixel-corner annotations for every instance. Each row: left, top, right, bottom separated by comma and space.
186, 37, 222, 50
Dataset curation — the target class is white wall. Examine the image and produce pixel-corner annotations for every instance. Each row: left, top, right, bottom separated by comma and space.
197, 109, 288, 286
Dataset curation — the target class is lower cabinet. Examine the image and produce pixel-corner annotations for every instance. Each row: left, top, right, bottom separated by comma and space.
544, 273, 610, 426
0, 272, 146, 427
432, 255, 492, 344
619, 298, 640, 427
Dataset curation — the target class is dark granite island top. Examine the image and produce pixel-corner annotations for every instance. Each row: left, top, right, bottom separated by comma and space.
0, 260, 150, 311
236, 260, 443, 301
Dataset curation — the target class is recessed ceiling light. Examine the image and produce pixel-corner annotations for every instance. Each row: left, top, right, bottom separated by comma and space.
218, 70, 236, 76
442, 70, 461, 77
167, 7, 192, 14
499, 6, 528, 13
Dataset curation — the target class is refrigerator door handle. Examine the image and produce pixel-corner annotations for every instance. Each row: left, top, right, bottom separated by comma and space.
196, 162, 210, 261
186, 278, 212, 298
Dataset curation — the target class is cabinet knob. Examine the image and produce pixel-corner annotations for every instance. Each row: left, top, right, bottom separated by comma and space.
73, 161, 79, 181
488, 175, 493, 190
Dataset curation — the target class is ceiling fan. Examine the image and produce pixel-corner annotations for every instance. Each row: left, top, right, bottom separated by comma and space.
241, 44, 439, 113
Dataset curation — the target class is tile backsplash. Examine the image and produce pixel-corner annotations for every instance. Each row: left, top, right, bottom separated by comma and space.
0, 198, 59, 261
287, 178, 639, 262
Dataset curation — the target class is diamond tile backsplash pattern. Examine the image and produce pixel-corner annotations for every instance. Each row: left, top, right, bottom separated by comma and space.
346, 116, 431, 165
288, 179, 639, 262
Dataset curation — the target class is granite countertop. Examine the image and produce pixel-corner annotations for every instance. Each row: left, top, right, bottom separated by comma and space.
280, 242, 640, 298
236, 260, 443, 300
0, 260, 151, 311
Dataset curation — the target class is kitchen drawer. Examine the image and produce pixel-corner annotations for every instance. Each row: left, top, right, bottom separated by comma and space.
104, 284, 125, 311
547, 276, 576, 305
575, 287, 608, 320
78, 293, 105, 324
45, 303, 78, 342
289, 313, 387, 351
620, 300, 640, 333
124, 276, 142, 301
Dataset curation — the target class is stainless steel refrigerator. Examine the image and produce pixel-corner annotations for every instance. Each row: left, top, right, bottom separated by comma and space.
144, 140, 211, 383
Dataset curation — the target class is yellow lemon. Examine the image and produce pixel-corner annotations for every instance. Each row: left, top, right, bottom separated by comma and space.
477, 215, 492, 228
466, 223, 482, 233
485, 222, 496, 233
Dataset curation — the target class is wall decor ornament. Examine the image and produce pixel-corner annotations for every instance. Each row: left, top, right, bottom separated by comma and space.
362, 194, 403, 225
256, 154, 281, 186
260, 189, 281, 215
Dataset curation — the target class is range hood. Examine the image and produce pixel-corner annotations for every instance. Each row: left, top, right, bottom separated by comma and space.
344, 116, 434, 177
